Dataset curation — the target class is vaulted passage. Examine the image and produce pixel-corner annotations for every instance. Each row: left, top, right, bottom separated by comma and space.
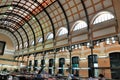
0, 0, 120, 80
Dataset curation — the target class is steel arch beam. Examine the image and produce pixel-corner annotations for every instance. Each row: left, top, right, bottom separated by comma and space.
0, 27, 19, 50
0, 12, 31, 48
0, 16, 29, 48
0, 18, 24, 49
35, 1, 56, 40
57, 0, 70, 36
80, 0, 90, 30
0, 11, 35, 46
0, 4, 44, 45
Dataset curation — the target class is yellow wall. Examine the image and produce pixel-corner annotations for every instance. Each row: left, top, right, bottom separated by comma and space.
0, 33, 16, 70
0, 33, 14, 50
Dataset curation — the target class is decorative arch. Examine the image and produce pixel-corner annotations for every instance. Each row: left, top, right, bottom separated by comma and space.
38, 37, 43, 43
57, 27, 68, 36
0, 28, 19, 50
71, 20, 87, 31
31, 40, 34, 46
46, 32, 53, 40
24, 41, 28, 48
91, 11, 115, 24
0, 4, 44, 47
19, 43, 22, 49
0, 30, 16, 49
57, 0, 70, 37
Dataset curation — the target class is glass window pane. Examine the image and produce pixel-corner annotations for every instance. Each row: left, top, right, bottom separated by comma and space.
58, 27, 68, 36
47, 33, 53, 39
73, 21, 87, 31
93, 12, 114, 24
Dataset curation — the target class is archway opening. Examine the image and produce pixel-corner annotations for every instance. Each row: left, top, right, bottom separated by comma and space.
109, 52, 120, 79
59, 58, 65, 75
72, 56, 79, 77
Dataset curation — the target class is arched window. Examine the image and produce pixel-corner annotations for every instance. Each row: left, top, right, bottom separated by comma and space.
15, 46, 18, 50
73, 20, 87, 31
24, 42, 28, 48
47, 33, 53, 40
38, 38, 43, 43
19, 44, 22, 49
93, 12, 114, 24
31, 41, 34, 45
58, 27, 68, 36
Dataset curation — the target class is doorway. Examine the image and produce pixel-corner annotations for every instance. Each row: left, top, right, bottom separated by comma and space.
72, 56, 79, 77
109, 52, 120, 79
49, 59, 54, 75
59, 58, 65, 75
88, 54, 98, 77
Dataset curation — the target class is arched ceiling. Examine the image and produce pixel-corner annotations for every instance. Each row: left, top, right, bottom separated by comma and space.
0, 0, 114, 50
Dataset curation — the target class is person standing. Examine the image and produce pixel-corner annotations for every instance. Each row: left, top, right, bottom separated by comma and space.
98, 74, 105, 80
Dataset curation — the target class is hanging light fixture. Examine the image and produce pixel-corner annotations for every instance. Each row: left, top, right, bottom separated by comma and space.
65, 47, 68, 51
72, 45, 74, 49
111, 37, 116, 43
96, 41, 100, 46
87, 42, 90, 48
79, 44, 82, 49
75, 45, 78, 49
106, 38, 110, 44
62, 47, 65, 51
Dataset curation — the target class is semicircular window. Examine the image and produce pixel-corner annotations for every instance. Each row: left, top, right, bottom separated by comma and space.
19, 44, 22, 49
73, 21, 87, 31
15, 46, 18, 50
38, 38, 43, 43
58, 27, 68, 36
47, 33, 53, 40
93, 12, 114, 24
31, 41, 34, 46
24, 41, 28, 48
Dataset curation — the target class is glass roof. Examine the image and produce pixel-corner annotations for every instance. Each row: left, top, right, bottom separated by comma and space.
0, 0, 55, 31
0, 0, 114, 50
